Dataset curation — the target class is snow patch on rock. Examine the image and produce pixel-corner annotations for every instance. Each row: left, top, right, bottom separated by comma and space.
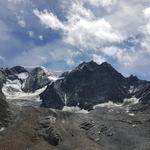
128, 113, 135, 116
62, 106, 89, 114
93, 97, 139, 110
93, 101, 123, 109
129, 86, 138, 94
0, 127, 5, 132
48, 76, 60, 82
123, 97, 139, 105
16, 73, 28, 80
2, 79, 47, 101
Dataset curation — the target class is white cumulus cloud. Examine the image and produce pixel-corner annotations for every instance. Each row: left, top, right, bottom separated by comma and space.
140, 7, 150, 53
83, 0, 116, 7
34, 2, 122, 50
102, 46, 136, 66
143, 7, 150, 19
33, 9, 64, 30
0, 56, 5, 62
93, 54, 106, 64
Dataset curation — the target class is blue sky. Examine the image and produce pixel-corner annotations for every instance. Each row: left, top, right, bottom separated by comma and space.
0, 0, 150, 80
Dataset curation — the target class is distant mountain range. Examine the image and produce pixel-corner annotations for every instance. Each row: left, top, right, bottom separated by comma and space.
1, 60, 149, 112
40, 61, 150, 110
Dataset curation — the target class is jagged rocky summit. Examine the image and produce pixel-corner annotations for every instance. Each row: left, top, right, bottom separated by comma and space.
4, 66, 51, 92
1, 61, 150, 111
40, 61, 150, 110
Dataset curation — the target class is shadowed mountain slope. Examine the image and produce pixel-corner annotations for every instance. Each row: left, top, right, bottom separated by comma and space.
40, 61, 150, 110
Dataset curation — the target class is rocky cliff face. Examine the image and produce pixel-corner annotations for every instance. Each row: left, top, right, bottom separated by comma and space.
22, 67, 50, 92
4, 66, 51, 93
0, 70, 9, 127
1, 62, 150, 110
40, 61, 150, 110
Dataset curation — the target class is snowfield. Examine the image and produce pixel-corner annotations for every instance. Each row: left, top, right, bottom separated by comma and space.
93, 97, 139, 109
93, 101, 123, 109
62, 97, 139, 114
15, 72, 29, 80
2, 78, 47, 101
2, 69, 59, 101
62, 106, 89, 114
2, 69, 140, 114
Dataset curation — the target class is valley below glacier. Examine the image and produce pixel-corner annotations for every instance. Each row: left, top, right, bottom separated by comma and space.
0, 100, 150, 150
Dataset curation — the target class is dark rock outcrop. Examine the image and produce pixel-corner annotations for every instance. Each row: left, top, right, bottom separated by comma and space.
3, 66, 51, 93
23, 67, 50, 92
1, 62, 150, 110
127, 75, 150, 104
40, 61, 150, 110
5, 66, 27, 75
4, 66, 28, 81
0, 70, 9, 127
37, 115, 62, 146
9, 66, 27, 75
40, 82, 64, 109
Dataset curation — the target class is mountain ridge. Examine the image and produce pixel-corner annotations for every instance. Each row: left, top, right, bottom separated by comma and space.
0, 61, 150, 150
39, 61, 150, 110
0, 61, 150, 111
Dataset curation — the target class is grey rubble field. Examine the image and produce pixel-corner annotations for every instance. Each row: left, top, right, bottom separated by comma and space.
0, 103, 150, 150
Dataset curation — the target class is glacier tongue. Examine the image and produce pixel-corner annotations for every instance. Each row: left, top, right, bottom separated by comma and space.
2, 67, 60, 101
2, 80, 47, 101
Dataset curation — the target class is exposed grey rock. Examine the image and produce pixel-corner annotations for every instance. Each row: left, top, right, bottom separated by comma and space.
37, 116, 62, 146
2, 62, 150, 111
0, 70, 10, 127
3, 66, 51, 93
22, 67, 50, 92
0, 103, 150, 150
40, 81, 65, 109
79, 121, 95, 130
40, 61, 150, 110
5, 66, 27, 75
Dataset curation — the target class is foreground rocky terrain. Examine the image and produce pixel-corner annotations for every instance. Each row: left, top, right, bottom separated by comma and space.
0, 103, 150, 150
0, 61, 149, 150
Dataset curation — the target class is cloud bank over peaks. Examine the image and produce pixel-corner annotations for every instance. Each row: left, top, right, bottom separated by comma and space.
141, 7, 150, 53
0, 0, 150, 80
33, 2, 122, 50
33, 9, 65, 30
83, 0, 116, 7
